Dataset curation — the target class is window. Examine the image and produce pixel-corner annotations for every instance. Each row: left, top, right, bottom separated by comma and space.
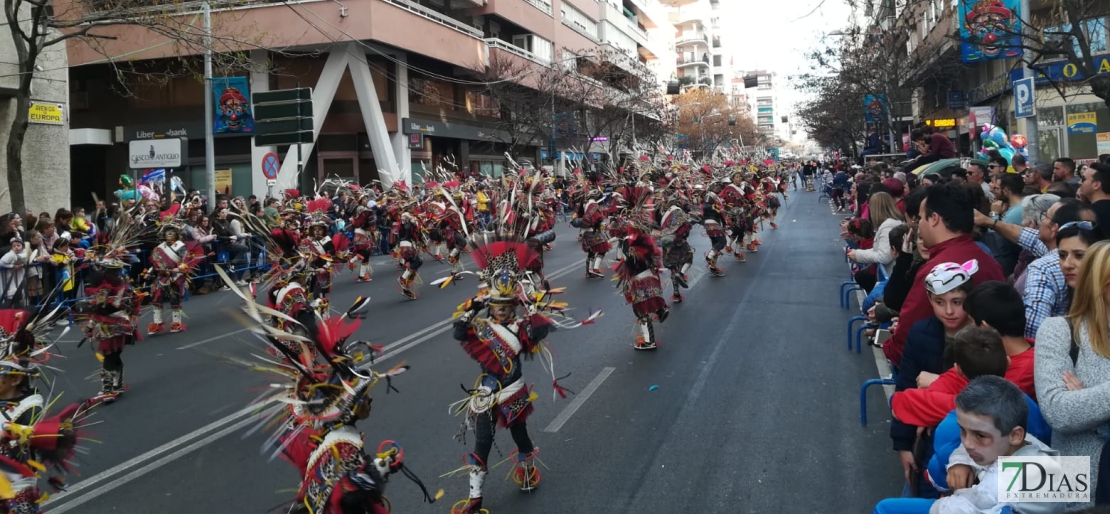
713, 55, 722, 67
511, 34, 554, 62
560, 3, 598, 38
466, 91, 500, 118
409, 77, 454, 108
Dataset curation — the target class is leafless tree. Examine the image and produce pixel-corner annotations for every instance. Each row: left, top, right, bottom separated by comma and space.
3, 0, 274, 213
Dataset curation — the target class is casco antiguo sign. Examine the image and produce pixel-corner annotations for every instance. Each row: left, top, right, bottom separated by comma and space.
129, 138, 183, 169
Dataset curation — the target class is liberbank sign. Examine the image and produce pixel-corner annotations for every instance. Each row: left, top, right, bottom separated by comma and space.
128, 138, 186, 169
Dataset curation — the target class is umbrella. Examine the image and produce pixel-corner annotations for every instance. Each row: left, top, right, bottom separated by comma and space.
912, 158, 961, 177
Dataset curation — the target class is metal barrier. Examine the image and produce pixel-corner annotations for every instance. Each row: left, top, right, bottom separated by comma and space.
0, 246, 272, 312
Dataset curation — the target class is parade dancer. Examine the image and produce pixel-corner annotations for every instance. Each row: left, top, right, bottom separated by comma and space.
0, 309, 92, 510
448, 240, 555, 514
657, 197, 694, 303
80, 257, 139, 403
223, 283, 440, 514
571, 191, 611, 278
613, 223, 669, 350
720, 172, 753, 262
701, 188, 728, 277
146, 226, 202, 335
436, 185, 471, 278
395, 212, 424, 299
349, 204, 378, 283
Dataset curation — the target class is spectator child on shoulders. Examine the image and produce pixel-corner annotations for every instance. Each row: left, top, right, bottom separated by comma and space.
876, 376, 1064, 514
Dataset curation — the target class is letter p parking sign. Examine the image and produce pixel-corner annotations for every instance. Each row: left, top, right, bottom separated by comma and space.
1015, 77, 1036, 119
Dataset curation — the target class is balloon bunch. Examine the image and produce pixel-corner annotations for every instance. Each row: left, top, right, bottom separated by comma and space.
113, 173, 162, 204
976, 124, 1029, 171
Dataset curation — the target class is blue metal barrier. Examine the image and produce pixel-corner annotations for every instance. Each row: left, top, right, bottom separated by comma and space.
847, 315, 867, 350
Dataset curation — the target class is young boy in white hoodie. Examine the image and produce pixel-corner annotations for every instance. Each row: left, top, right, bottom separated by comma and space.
874, 375, 1068, 514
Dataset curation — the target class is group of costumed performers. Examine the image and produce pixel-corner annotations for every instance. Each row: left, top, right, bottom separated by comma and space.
213, 269, 442, 514
553, 156, 791, 349
0, 305, 94, 512
445, 234, 600, 514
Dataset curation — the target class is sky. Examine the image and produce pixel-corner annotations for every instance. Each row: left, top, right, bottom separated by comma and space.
723, 0, 856, 114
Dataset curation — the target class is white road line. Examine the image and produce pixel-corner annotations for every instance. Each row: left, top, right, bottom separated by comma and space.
176, 327, 253, 350
46, 416, 257, 513
543, 367, 615, 433
40, 403, 258, 508
855, 289, 895, 400
46, 257, 590, 508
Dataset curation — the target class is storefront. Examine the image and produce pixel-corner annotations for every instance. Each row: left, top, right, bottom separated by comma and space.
123, 122, 255, 198
402, 117, 512, 183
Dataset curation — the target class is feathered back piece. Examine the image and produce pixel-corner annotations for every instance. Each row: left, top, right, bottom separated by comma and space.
87, 208, 152, 268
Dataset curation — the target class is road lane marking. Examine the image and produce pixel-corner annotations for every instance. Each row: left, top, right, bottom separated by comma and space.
47, 415, 257, 513
41, 403, 257, 508
45, 257, 590, 507
176, 327, 253, 350
855, 289, 895, 401
543, 367, 615, 433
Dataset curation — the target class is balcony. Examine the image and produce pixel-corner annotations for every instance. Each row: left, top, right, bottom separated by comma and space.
676, 33, 709, 47
523, 0, 553, 16
599, 1, 648, 46
600, 42, 654, 80
379, 0, 483, 39
676, 54, 710, 68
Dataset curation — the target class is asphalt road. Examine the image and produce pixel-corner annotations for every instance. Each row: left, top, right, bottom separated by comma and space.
38, 189, 901, 514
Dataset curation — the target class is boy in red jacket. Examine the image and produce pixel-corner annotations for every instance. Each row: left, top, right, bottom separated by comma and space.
892, 281, 1035, 428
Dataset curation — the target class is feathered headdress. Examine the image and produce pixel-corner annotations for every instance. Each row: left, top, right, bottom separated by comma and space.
306, 198, 331, 229
468, 236, 541, 305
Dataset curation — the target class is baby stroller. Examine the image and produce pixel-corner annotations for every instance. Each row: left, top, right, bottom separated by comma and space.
818, 180, 832, 203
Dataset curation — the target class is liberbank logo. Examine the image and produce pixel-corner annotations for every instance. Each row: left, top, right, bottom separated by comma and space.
128, 139, 183, 169
998, 456, 1090, 503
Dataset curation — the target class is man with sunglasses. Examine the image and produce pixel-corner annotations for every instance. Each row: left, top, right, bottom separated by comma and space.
986, 157, 1009, 180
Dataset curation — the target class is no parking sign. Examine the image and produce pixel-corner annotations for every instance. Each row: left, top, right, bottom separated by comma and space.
261, 152, 279, 180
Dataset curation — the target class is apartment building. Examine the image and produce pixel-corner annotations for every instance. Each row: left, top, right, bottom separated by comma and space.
739, 70, 788, 142
62, 0, 671, 205
661, 0, 731, 92
893, 0, 1110, 163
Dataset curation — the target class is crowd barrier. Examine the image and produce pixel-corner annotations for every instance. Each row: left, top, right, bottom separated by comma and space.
0, 242, 274, 313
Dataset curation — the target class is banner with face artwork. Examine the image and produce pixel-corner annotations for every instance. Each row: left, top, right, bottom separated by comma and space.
213, 76, 255, 134
959, 0, 1023, 63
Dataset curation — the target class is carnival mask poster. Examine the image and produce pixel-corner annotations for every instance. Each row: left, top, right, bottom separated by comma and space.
864, 95, 888, 124
959, 0, 1023, 63
213, 76, 255, 134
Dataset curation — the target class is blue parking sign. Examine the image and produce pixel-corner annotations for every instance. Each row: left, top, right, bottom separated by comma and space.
1014, 77, 1035, 119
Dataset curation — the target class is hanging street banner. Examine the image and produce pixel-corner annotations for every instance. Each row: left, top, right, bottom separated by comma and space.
959, 0, 1022, 63
213, 76, 255, 134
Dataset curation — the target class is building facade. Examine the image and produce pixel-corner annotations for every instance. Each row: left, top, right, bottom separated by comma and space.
892, 0, 1110, 164
62, 0, 671, 205
0, 18, 71, 213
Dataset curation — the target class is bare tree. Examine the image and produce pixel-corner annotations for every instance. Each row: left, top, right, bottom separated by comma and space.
669, 88, 751, 156
3, 0, 272, 213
